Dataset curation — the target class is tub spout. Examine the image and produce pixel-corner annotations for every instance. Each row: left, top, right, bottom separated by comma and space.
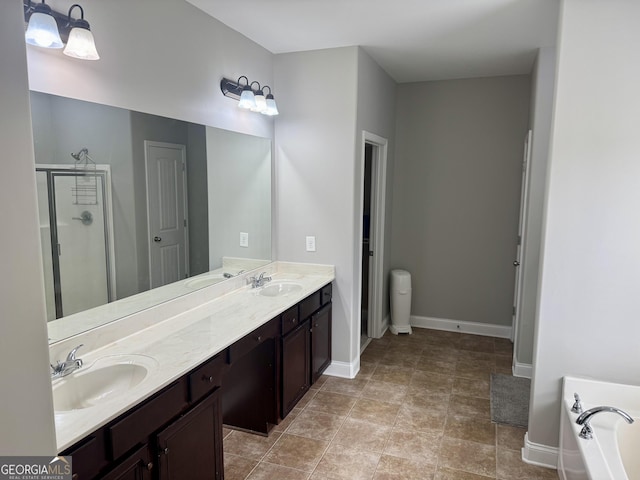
576, 406, 634, 440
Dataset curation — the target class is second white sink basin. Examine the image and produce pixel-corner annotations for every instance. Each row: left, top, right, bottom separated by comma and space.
53, 354, 158, 412
184, 273, 226, 289
258, 281, 303, 297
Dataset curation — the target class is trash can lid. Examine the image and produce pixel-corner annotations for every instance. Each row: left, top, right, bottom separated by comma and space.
391, 269, 411, 278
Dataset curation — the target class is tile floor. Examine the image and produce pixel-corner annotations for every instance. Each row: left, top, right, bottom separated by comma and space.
222, 328, 559, 479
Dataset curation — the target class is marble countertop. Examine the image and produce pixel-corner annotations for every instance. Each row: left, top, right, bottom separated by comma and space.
53, 263, 334, 451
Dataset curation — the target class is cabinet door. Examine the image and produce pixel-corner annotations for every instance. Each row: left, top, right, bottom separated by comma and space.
281, 319, 311, 417
311, 303, 332, 384
101, 445, 152, 480
222, 337, 277, 434
156, 391, 223, 480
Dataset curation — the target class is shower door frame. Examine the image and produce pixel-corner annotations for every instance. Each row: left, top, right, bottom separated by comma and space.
36, 164, 117, 319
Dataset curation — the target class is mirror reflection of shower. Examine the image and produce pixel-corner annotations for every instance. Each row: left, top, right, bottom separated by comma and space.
36, 161, 116, 321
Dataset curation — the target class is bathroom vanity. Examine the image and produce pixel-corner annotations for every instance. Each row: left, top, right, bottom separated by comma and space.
50, 263, 334, 480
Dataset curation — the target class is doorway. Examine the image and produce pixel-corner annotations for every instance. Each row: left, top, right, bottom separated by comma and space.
359, 132, 388, 352
361, 144, 373, 346
512, 130, 533, 364
144, 141, 189, 288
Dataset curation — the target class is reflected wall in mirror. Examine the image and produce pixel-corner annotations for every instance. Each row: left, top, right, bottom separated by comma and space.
30, 92, 272, 343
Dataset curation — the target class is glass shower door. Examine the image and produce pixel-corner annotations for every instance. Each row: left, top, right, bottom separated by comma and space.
52, 172, 110, 317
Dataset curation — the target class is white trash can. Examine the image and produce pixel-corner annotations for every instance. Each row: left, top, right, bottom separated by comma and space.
390, 269, 412, 335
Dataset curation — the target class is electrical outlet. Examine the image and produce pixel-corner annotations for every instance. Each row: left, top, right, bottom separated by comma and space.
306, 236, 316, 252
240, 232, 249, 248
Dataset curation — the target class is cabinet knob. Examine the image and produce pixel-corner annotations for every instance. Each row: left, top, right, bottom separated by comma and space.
72, 475, 79, 480
291, 317, 297, 323
147, 462, 154, 471
256, 335, 262, 342
315, 323, 319, 328
163, 447, 170, 455
203, 375, 213, 383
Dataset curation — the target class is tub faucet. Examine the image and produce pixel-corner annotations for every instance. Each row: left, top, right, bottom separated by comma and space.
51, 344, 84, 379
575, 405, 634, 439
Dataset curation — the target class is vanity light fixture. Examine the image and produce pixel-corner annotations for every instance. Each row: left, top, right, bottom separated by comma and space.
220, 77, 279, 116
23, 1, 99, 60
63, 4, 100, 60
24, 0, 63, 49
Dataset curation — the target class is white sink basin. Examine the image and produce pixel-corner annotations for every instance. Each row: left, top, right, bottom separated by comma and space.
52, 354, 158, 412
258, 281, 303, 297
184, 273, 226, 289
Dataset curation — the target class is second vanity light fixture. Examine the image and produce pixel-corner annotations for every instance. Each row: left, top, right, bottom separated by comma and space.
220, 76, 279, 116
24, 0, 100, 60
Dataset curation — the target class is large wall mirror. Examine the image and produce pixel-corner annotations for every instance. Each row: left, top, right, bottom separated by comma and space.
31, 92, 272, 343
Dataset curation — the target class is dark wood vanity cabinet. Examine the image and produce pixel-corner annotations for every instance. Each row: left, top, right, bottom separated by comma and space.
62, 352, 227, 480
156, 391, 222, 480
311, 302, 332, 383
280, 283, 332, 417
281, 318, 311, 417
100, 445, 152, 480
62, 282, 332, 480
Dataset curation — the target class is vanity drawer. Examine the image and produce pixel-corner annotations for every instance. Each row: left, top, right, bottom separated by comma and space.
108, 380, 188, 460
188, 352, 227, 403
228, 318, 279, 364
300, 291, 321, 320
63, 433, 108, 480
321, 283, 332, 306
281, 305, 300, 336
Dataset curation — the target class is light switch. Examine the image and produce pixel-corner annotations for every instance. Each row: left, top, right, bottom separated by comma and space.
240, 232, 249, 247
306, 236, 316, 252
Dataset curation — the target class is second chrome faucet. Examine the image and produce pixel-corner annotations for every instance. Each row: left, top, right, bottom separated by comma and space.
248, 272, 272, 288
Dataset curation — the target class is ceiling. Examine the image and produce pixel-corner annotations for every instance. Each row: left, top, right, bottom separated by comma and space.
186, 0, 559, 83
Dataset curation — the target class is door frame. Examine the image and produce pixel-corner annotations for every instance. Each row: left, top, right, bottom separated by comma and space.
144, 141, 189, 288
511, 130, 533, 348
357, 131, 388, 341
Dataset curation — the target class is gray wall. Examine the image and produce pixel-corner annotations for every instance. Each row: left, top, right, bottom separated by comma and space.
355, 48, 398, 335
130, 111, 189, 291
0, 0, 56, 454
187, 123, 209, 276
5, 0, 274, 453
274, 47, 360, 372
391, 75, 531, 327
528, 0, 640, 453
515, 48, 556, 368
30, 92, 139, 300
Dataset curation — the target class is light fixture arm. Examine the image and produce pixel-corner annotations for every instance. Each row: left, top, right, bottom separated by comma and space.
67, 4, 90, 30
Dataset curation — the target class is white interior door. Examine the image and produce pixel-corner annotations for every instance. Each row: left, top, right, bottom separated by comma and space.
511, 130, 533, 343
145, 141, 188, 288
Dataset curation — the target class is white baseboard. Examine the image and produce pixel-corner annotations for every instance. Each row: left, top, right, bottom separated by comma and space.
324, 358, 359, 379
513, 361, 533, 379
522, 432, 559, 469
410, 315, 512, 339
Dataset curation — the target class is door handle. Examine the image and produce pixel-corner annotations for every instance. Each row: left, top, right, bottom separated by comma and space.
153, 236, 162, 242
513, 261, 520, 266
369, 251, 374, 257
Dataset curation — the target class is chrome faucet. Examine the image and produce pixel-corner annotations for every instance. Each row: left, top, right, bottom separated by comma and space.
223, 270, 245, 279
51, 344, 84, 379
247, 272, 272, 288
575, 405, 634, 439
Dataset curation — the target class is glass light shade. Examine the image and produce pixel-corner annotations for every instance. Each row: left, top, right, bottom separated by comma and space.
238, 88, 256, 109
64, 27, 100, 60
252, 93, 267, 113
25, 12, 63, 49
263, 97, 279, 116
